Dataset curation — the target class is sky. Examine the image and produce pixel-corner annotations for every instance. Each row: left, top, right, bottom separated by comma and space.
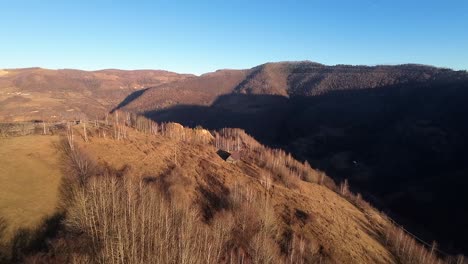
0, 0, 467, 75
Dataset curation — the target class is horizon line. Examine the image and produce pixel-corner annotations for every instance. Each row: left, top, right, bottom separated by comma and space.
1, 61, 466, 76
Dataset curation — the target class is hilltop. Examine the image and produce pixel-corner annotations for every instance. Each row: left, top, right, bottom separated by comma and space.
118, 61, 466, 112
116, 69, 250, 112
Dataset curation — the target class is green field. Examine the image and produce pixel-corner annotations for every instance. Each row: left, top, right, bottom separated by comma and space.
0, 135, 62, 239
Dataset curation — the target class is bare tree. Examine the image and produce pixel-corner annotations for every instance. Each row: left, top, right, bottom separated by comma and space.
83, 121, 88, 142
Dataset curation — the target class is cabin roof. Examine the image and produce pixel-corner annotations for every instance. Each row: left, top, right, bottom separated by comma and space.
228, 150, 241, 161
216, 149, 241, 162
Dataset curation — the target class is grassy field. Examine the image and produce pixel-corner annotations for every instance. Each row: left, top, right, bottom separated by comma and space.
0, 135, 62, 239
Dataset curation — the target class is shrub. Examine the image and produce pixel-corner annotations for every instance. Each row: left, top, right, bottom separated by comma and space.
57, 137, 96, 188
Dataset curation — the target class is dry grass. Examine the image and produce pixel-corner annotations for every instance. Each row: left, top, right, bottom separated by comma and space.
213, 127, 336, 189
384, 224, 441, 264
0, 135, 62, 240
69, 122, 398, 263
62, 166, 310, 263
1, 120, 464, 263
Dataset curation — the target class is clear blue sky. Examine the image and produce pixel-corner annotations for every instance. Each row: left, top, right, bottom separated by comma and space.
1, 0, 467, 74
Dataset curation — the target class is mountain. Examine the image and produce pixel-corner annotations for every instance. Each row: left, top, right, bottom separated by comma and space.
2, 62, 468, 255
234, 61, 456, 96
117, 62, 468, 254
117, 69, 250, 112
0, 68, 192, 121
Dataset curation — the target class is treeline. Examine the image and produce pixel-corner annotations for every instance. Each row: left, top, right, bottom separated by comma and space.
87, 111, 214, 144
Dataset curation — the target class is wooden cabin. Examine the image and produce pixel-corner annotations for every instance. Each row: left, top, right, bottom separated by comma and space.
217, 149, 241, 164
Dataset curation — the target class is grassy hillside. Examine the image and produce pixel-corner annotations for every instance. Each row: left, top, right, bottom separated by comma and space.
0, 68, 192, 121
1, 117, 456, 263
78, 129, 395, 263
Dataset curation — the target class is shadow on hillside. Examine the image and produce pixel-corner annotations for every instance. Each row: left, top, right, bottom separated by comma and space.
111, 88, 149, 112
144, 94, 290, 145
0, 212, 65, 262
142, 79, 468, 254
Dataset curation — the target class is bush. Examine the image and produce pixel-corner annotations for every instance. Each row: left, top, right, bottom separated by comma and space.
57, 137, 96, 188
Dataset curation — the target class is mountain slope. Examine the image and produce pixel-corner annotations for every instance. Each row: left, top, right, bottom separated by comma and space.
116, 62, 468, 254
2, 121, 445, 263
120, 61, 465, 111
118, 69, 250, 112
0, 68, 192, 121
79, 127, 395, 263
234, 62, 458, 96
